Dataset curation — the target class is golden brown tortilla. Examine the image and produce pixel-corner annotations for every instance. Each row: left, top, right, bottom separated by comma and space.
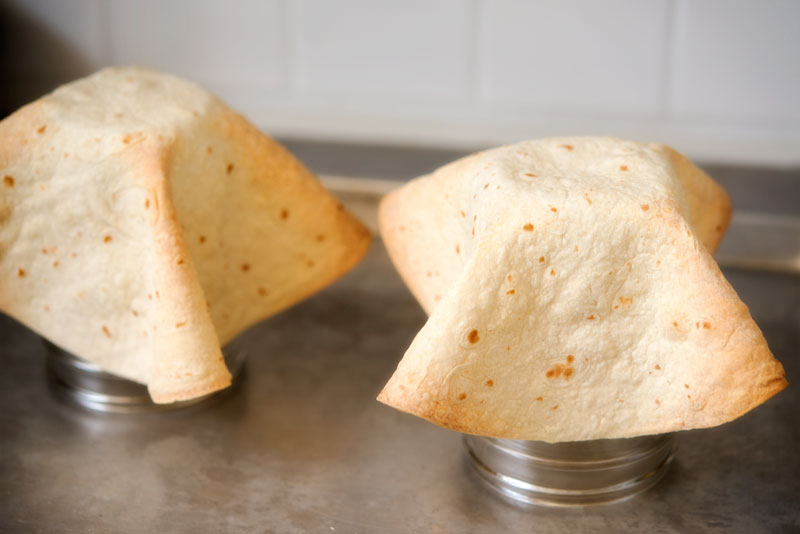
378, 137, 785, 442
0, 67, 370, 403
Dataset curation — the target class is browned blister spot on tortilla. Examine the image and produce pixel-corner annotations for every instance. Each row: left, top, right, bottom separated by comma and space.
564, 368, 574, 379
175, 322, 186, 328
560, 144, 574, 151
102, 326, 111, 337
620, 165, 629, 171
507, 274, 513, 282
206, 146, 213, 154
702, 321, 711, 329
455, 243, 460, 254
655, 399, 661, 405
587, 314, 596, 320
241, 263, 250, 272
672, 321, 678, 327
198, 235, 206, 244
467, 329, 480, 344
525, 172, 537, 177
37, 125, 46, 134
715, 225, 723, 232
226, 163, 234, 174
685, 384, 690, 389
434, 295, 441, 302
536, 396, 543, 401
551, 404, 559, 410
3, 175, 14, 187
458, 393, 467, 400
144, 199, 150, 209
523, 223, 534, 232
550, 269, 555, 276
550, 207, 558, 213
539, 256, 545, 263
132, 310, 138, 316
483, 183, 489, 190
17, 268, 25, 278
485, 380, 494, 387
585, 193, 592, 205
103, 235, 112, 243
52, 260, 59, 268
654, 364, 661, 370
546, 364, 564, 379
316, 234, 326, 242
618, 296, 633, 306
257, 287, 268, 296
641, 204, 650, 211
177, 259, 184, 265
307, 259, 315, 268
280, 209, 289, 220
460, 210, 466, 218
566, 355, 575, 364
506, 289, 516, 295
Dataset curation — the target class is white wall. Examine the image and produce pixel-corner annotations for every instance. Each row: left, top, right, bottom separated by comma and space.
2, 0, 799, 166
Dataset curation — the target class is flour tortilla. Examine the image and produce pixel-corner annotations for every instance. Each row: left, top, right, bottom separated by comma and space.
378, 137, 786, 442
0, 67, 370, 403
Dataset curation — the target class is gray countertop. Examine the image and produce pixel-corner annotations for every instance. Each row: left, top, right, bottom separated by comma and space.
0, 238, 798, 533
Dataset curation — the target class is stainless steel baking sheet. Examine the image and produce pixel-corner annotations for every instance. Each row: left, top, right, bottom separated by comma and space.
0, 181, 797, 533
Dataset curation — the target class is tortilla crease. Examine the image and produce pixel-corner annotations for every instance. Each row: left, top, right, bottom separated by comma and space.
0, 67, 370, 403
378, 137, 786, 442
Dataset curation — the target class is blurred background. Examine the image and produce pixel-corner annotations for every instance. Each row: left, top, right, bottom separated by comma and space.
1, 0, 798, 171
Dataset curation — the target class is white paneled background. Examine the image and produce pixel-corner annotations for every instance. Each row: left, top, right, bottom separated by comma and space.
1, 0, 799, 166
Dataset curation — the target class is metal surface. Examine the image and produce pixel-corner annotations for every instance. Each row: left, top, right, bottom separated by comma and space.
464, 434, 676, 506
0, 241, 798, 533
45, 340, 248, 414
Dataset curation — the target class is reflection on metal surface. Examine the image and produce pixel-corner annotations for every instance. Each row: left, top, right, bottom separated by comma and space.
464, 433, 676, 507
44, 339, 247, 413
